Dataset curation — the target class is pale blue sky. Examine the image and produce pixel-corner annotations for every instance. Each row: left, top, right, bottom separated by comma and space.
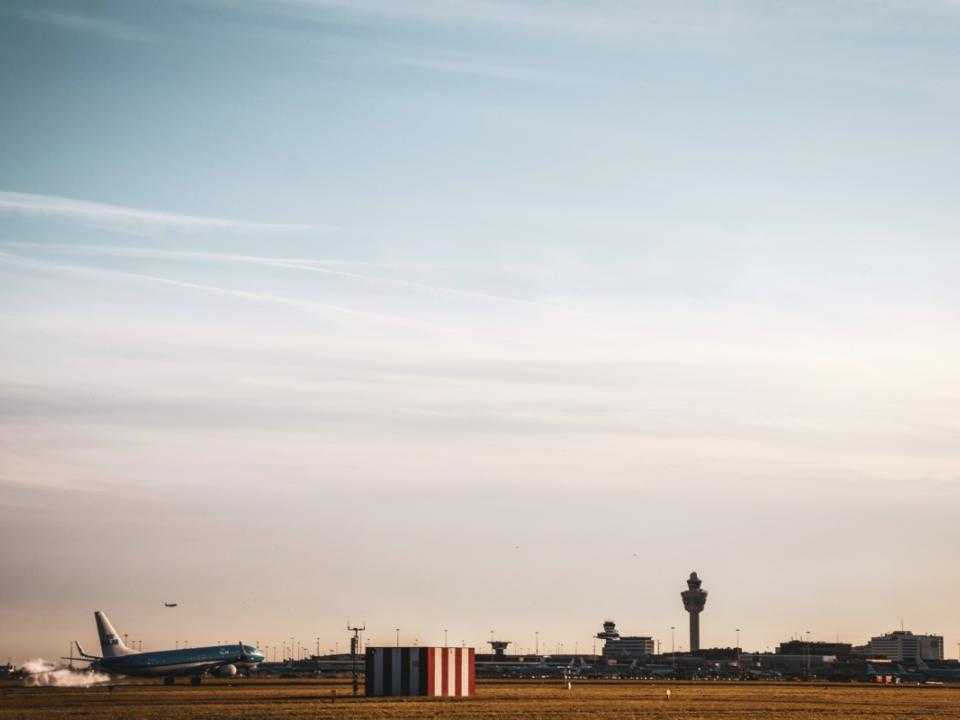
1, 1, 959, 662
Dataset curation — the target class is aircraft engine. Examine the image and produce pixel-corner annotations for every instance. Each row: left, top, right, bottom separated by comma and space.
216, 664, 238, 677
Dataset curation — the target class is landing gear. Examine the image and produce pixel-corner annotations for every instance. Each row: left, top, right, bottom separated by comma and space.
190, 676, 202, 686
163, 677, 175, 686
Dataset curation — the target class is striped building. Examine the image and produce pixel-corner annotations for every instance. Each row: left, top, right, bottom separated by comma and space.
365, 647, 475, 697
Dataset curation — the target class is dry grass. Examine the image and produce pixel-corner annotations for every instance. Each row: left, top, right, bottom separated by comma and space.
2, 679, 958, 720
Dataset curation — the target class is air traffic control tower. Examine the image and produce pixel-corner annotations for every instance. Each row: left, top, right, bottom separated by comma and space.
681, 571, 708, 653
487, 640, 510, 658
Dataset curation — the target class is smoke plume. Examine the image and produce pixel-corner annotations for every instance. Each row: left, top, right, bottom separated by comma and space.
21, 659, 110, 687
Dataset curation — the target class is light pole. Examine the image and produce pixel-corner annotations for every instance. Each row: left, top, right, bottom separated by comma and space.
671, 626, 676, 667
535, 631, 539, 656
395, 628, 400, 648
444, 628, 448, 647
736, 628, 741, 650
347, 624, 365, 696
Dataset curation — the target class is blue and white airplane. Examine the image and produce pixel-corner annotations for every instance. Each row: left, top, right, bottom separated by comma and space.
69, 611, 265, 684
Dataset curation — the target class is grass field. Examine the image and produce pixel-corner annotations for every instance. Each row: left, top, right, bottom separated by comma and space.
2, 679, 959, 720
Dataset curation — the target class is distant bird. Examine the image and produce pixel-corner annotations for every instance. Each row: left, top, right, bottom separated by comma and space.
163, 602, 178, 608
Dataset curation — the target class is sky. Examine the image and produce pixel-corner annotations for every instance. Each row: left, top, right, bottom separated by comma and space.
1, 0, 959, 664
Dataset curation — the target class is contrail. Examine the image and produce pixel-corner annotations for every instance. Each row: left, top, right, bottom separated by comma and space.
3, 242, 582, 315
0, 191, 325, 233
0, 251, 458, 334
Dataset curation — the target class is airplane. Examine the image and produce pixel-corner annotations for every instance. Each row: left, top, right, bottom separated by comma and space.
66, 611, 264, 685
163, 603, 178, 608
915, 656, 960, 683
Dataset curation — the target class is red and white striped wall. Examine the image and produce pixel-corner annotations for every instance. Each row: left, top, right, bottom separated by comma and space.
365, 647, 475, 697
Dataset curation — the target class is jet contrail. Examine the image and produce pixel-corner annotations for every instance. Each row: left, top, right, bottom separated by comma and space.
2, 242, 582, 315
0, 251, 458, 334
0, 191, 323, 233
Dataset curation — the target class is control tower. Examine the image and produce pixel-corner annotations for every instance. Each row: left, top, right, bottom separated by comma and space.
680, 571, 708, 653
596, 620, 620, 642
488, 640, 510, 658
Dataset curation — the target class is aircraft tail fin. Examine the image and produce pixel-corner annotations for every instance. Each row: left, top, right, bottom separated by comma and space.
95, 611, 133, 657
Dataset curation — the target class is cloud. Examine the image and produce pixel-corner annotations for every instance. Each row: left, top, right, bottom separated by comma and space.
275, 0, 960, 43
395, 57, 585, 85
276, 0, 658, 40
0, 191, 322, 237
15, 8, 152, 43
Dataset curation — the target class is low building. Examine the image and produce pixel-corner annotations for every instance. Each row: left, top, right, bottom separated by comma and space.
740, 652, 838, 678
859, 631, 944, 661
777, 640, 852, 657
365, 647, 475, 697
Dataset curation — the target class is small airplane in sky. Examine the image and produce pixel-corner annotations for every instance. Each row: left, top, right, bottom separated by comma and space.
163, 603, 178, 608
65, 611, 264, 684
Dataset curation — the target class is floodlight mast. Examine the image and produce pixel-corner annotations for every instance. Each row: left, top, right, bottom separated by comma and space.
347, 623, 365, 696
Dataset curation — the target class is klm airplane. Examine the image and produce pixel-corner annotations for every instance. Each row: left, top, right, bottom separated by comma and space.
70, 611, 265, 684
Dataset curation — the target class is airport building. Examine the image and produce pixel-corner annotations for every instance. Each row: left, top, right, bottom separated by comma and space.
596, 620, 655, 659
858, 631, 944, 661
776, 640, 853, 657
365, 647, 475, 697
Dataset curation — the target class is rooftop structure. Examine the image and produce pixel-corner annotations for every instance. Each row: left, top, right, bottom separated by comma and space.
681, 572, 708, 653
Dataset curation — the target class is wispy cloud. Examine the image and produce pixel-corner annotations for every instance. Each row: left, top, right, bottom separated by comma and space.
395, 57, 584, 85
281, 0, 748, 41
0, 192, 322, 236
15, 8, 152, 43
4, 242, 579, 313
275, 0, 960, 43
0, 251, 452, 334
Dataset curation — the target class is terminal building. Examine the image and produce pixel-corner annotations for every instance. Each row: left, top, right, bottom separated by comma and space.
596, 620, 655, 660
857, 631, 944, 661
